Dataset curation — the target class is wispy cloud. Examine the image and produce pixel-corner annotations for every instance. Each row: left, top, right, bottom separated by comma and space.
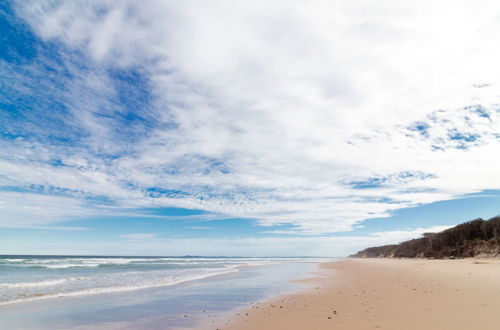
120, 233, 158, 241
2, 0, 500, 233
185, 226, 214, 230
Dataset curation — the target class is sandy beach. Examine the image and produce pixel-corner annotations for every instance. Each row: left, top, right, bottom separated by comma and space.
221, 258, 500, 330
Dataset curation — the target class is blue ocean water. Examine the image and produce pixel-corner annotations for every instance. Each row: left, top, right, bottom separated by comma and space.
0, 255, 323, 307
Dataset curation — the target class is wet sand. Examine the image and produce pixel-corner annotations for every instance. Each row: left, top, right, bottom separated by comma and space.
221, 258, 500, 330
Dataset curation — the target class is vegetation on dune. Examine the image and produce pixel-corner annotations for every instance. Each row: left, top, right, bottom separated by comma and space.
351, 216, 500, 258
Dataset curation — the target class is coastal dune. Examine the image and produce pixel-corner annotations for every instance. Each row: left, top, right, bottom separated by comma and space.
222, 258, 500, 330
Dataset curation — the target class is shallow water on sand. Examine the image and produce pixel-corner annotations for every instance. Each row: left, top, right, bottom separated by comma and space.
0, 259, 332, 329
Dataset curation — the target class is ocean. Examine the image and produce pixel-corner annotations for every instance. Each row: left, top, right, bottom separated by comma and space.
0, 255, 332, 329
0, 255, 318, 306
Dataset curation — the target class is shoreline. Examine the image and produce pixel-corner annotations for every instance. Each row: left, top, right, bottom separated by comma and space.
221, 258, 500, 330
203, 261, 332, 329
0, 260, 318, 329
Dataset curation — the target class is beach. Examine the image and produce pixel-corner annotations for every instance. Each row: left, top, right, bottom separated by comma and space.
3, 257, 500, 329
223, 258, 500, 330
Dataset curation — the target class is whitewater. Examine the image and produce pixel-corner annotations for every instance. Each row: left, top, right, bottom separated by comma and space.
0, 255, 311, 306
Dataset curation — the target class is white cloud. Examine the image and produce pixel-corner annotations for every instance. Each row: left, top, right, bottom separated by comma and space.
3, 0, 500, 233
185, 226, 214, 230
120, 233, 158, 240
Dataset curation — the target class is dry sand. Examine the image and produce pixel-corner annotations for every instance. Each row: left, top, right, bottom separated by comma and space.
220, 258, 500, 330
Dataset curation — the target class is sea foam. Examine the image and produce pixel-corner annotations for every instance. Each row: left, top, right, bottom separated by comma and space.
0, 256, 300, 306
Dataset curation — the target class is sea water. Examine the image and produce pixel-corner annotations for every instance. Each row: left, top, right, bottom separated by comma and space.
0, 256, 334, 329
0, 256, 323, 306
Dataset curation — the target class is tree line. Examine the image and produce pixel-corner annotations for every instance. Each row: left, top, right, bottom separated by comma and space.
351, 216, 500, 258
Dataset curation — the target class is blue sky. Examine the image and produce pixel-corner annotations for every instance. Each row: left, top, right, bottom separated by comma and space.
1, 0, 500, 256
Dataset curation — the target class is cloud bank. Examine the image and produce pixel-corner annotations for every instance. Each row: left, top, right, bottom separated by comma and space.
2, 0, 500, 233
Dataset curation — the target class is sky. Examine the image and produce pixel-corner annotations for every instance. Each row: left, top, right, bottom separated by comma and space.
1, 0, 500, 256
